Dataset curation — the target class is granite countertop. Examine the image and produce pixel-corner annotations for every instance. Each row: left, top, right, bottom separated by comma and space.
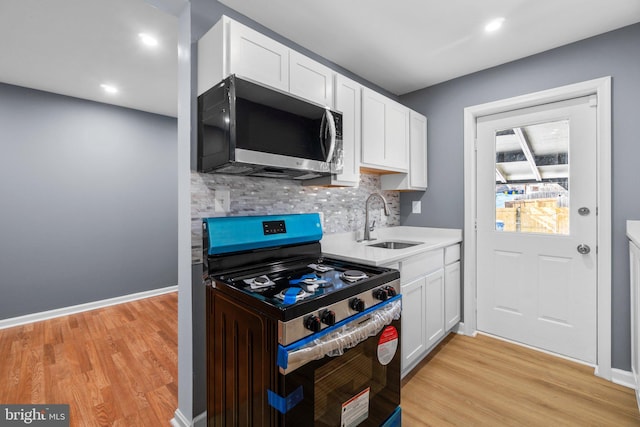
321, 226, 462, 266
627, 221, 640, 247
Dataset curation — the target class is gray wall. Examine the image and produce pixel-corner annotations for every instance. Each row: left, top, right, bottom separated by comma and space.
0, 83, 178, 320
399, 23, 640, 370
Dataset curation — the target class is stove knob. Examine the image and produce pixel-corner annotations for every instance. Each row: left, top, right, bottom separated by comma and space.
304, 315, 322, 332
373, 288, 389, 301
385, 286, 397, 297
350, 298, 365, 313
321, 310, 336, 326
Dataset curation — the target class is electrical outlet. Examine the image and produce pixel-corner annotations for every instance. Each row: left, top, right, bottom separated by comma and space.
412, 200, 422, 214
214, 190, 230, 213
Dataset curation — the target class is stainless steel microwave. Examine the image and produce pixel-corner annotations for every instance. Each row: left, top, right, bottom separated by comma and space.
197, 75, 343, 180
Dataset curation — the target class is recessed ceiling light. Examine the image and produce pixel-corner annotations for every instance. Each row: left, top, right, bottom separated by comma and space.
100, 84, 118, 94
138, 33, 158, 47
485, 17, 505, 33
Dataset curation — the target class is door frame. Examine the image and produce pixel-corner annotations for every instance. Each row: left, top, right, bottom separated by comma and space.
462, 77, 612, 379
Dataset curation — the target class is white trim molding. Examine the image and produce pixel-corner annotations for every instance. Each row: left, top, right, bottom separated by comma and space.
610, 368, 636, 390
463, 77, 612, 380
0, 285, 178, 330
171, 410, 206, 427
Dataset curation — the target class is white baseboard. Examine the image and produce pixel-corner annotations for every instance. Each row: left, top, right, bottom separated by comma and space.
171, 409, 206, 427
170, 409, 189, 427
0, 285, 178, 330
454, 322, 477, 337
611, 368, 636, 390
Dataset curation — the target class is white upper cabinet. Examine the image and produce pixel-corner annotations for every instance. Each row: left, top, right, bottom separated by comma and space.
385, 101, 410, 169
361, 88, 409, 173
198, 16, 334, 109
334, 75, 361, 185
198, 16, 289, 95
381, 110, 427, 191
361, 89, 387, 167
409, 112, 428, 189
227, 19, 289, 92
289, 51, 334, 107
305, 74, 361, 187
198, 15, 428, 189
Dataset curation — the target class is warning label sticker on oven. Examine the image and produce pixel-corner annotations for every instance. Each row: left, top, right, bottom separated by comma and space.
341, 387, 370, 427
377, 325, 399, 365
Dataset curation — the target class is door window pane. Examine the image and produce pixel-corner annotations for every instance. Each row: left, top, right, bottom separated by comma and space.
495, 120, 569, 234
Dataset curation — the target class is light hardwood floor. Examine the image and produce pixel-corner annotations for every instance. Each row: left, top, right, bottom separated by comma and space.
1, 293, 639, 426
0, 293, 178, 426
402, 333, 640, 426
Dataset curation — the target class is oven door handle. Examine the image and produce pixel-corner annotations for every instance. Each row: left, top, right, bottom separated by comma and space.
277, 295, 402, 375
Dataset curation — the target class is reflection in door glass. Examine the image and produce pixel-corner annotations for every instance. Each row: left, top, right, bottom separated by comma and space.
495, 120, 569, 234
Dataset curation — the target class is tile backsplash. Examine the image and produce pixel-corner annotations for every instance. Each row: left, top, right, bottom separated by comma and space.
191, 171, 399, 263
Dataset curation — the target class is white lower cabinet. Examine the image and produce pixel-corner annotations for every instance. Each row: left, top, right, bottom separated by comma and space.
425, 269, 445, 349
445, 261, 461, 330
392, 244, 461, 377
401, 277, 427, 370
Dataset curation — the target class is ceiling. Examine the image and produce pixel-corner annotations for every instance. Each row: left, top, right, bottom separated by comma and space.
0, 0, 179, 117
495, 121, 569, 184
1, 0, 639, 118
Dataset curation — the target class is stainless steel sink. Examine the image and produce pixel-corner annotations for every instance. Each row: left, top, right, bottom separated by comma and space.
367, 241, 422, 249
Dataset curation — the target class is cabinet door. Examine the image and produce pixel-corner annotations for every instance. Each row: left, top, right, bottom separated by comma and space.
332, 75, 361, 185
385, 100, 410, 170
227, 19, 289, 92
425, 269, 445, 349
289, 51, 334, 107
401, 277, 427, 373
409, 111, 428, 189
361, 88, 386, 167
445, 261, 461, 331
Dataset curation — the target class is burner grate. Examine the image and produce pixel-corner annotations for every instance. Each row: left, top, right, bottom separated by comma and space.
275, 287, 313, 304
341, 270, 369, 282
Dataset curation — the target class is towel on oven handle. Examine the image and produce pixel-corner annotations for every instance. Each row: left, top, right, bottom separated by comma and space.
277, 295, 402, 374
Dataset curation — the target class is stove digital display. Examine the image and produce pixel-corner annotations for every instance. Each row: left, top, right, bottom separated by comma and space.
263, 220, 287, 235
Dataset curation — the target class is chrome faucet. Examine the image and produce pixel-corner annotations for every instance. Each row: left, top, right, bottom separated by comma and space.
363, 193, 390, 241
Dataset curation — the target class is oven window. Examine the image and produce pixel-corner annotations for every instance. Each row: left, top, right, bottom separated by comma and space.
314, 339, 386, 426
281, 319, 401, 426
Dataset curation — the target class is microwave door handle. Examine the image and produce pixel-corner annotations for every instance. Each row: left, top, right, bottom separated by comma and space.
323, 109, 336, 162
319, 111, 328, 159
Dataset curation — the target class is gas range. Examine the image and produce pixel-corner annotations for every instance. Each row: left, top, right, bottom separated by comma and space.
203, 213, 402, 426
210, 255, 399, 345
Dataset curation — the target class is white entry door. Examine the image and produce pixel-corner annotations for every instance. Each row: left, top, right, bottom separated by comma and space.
476, 95, 597, 363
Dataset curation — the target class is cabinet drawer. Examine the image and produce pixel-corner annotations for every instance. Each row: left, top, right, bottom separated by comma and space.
400, 249, 443, 283
444, 244, 460, 265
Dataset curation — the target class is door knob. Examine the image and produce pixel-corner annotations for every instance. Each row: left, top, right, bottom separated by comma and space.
578, 207, 590, 216
577, 244, 591, 255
